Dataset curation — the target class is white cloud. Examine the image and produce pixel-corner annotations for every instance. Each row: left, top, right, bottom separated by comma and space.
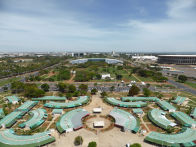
123, 0, 196, 52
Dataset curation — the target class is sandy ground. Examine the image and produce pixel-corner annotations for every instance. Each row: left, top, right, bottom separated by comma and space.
47, 94, 154, 147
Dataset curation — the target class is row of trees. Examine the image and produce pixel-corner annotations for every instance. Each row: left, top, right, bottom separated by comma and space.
74, 136, 141, 147
74, 136, 97, 147
137, 69, 168, 82
11, 81, 45, 98
57, 83, 89, 99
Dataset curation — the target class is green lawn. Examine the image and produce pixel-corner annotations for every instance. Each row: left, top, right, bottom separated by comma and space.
0, 77, 21, 87
136, 75, 154, 82
185, 81, 196, 89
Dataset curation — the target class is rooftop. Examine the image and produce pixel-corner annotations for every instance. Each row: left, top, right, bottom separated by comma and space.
158, 55, 196, 57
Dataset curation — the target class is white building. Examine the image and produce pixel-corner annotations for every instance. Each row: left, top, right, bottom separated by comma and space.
93, 108, 102, 113
93, 121, 104, 128
132, 56, 158, 61
101, 74, 111, 79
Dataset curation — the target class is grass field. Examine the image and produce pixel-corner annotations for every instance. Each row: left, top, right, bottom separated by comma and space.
0, 77, 21, 87
134, 75, 154, 82
184, 81, 196, 89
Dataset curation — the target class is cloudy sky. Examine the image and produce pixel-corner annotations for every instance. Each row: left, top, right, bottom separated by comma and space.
0, 0, 196, 52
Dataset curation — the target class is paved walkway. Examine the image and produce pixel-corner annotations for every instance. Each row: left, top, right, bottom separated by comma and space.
132, 74, 142, 82
140, 114, 150, 132
45, 116, 58, 131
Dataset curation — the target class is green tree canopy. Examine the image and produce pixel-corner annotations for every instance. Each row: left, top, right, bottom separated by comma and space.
24, 84, 45, 98
116, 74, 123, 80
41, 83, 50, 92
130, 143, 142, 147
88, 141, 97, 147
11, 81, 25, 93
101, 91, 107, 98
79, 84, 88, 92
57, 82, 67, 93
91, 88, 97, 95
68, 84, 76, 93
74, 136, 83, 146
143, 88, 151, 97
128, 85, 140, 96
178, 75, 187, 83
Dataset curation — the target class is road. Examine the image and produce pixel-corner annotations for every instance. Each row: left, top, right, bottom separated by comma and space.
168, 79, 196, 95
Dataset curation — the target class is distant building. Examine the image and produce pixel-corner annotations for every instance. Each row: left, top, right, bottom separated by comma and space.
52, 109, 64, 116
93, 108, 102, 113
6, 95, 20, 104
101, 74, 111, 79
132, 56, 157, 61
70, 58, 123, 64
158, 55, 196, 65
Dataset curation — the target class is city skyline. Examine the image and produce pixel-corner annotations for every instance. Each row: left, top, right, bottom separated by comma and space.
0, 0, 196, 52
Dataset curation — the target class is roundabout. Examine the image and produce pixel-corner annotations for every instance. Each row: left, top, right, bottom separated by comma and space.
83, 114, 114, 133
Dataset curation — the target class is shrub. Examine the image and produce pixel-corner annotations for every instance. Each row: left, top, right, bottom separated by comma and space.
101, 91, 107, 98
143, 88, 151, 97
128, 85, 140, 96
88, 141, 97, 147
74, 136, 83, 146
41, 83, 50, 92
130, 143, 142, 147
91, 88, 97, 95
178, 75, 187, 83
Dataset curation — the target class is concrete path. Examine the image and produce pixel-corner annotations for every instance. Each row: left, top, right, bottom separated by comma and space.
45, 116, 58, 131
140, 114, 150, 132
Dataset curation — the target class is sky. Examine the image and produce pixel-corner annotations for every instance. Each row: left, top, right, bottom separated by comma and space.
0, 0, 196, 52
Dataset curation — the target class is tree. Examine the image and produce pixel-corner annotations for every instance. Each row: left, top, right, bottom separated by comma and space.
74, 136, 83, 146
66, 93, 72, 100
186, 106, 192, 114
41, 83, 50, 92
3, 86, 8, 92
91, 88, 97, 95
138, 69, 149, 77
79, 84, 88, 92
11, 81, 25, 93
128, 85, 140, 96
116, 74, 123, 80
117, 66, 123, 70
178, 75, 187, 83
57, 69, 71, 81
73, 91, 80, 97
166, 126, 174, 133
143, 88, 151, 97
130, 143, 142, 147
68, 84, 76, 93
110, 86, 115, 92
88, 141, 97, 147
57, 82, 67, 93
79, 84, 88, 95
101, 91, 107, 98
24, 84, 45, 98
95, 74, 101, 80
75, 71, 95, 82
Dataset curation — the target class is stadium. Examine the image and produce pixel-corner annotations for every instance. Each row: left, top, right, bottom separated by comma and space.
158, 55, 196, 65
